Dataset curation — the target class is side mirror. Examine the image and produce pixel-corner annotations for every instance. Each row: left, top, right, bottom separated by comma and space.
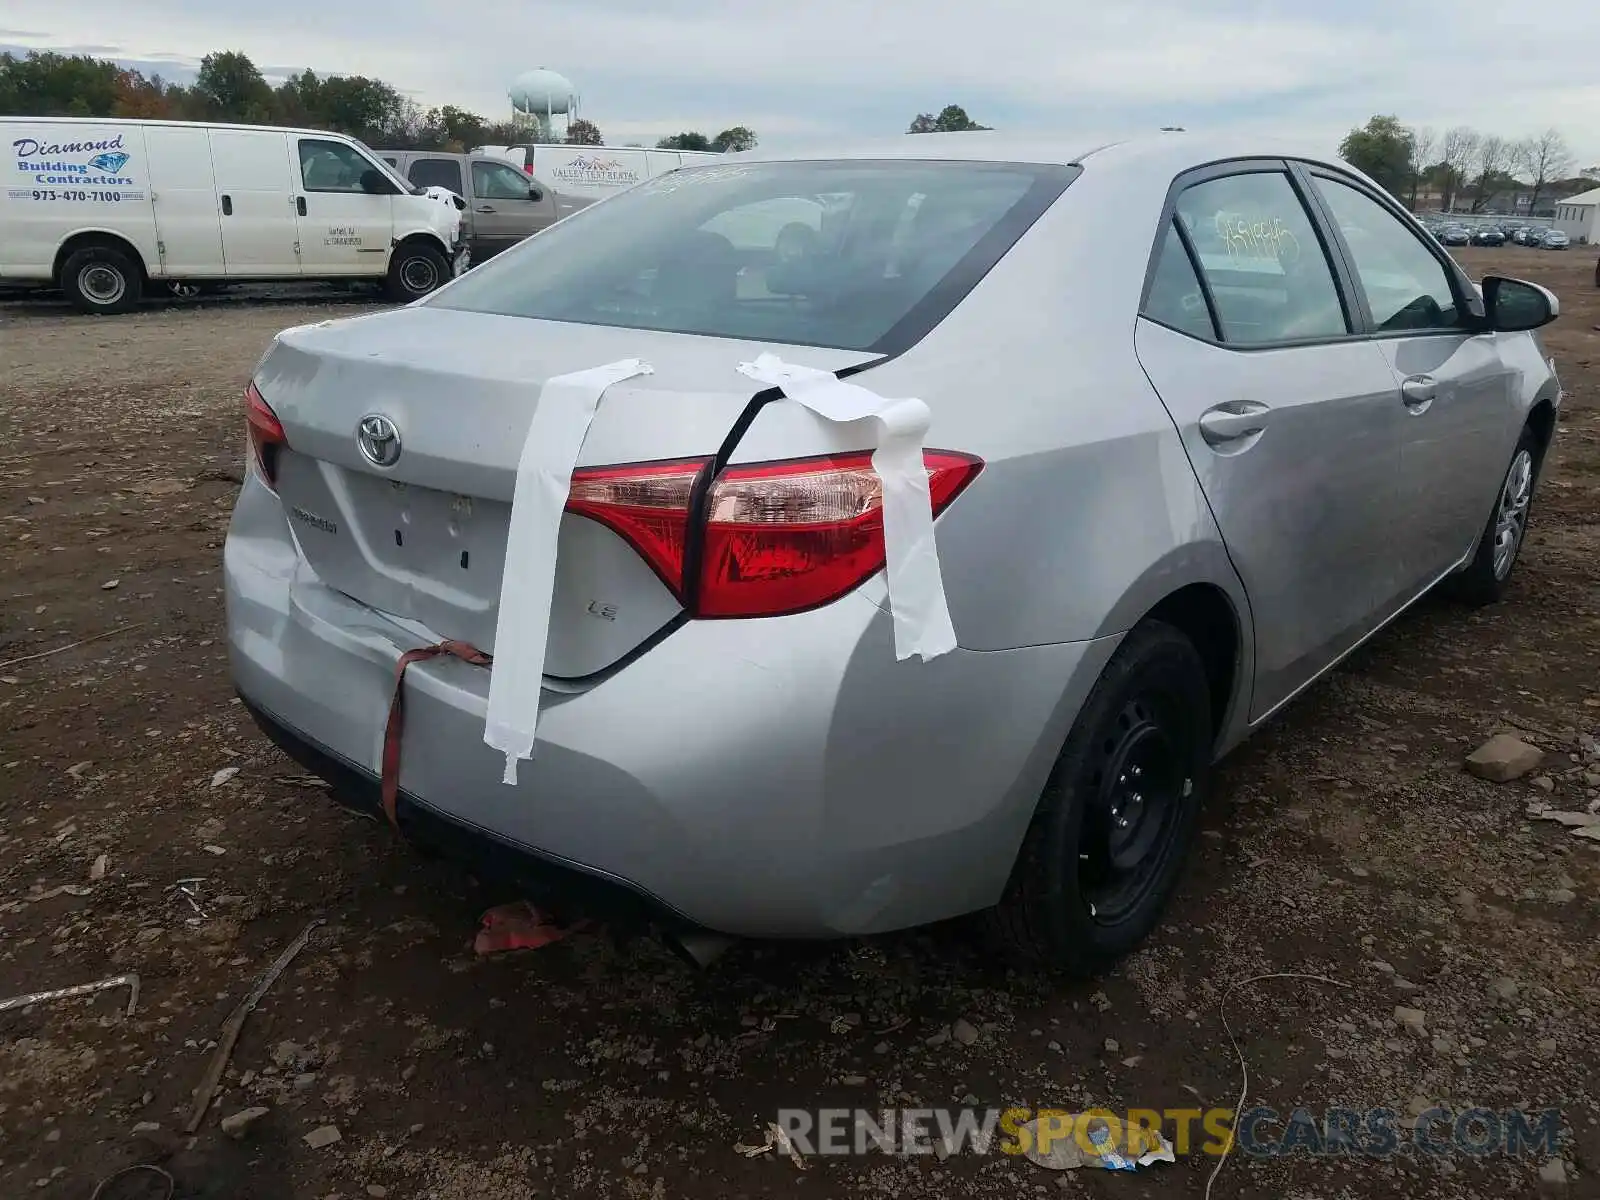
1482, 276, 1559, 332
528, 186, 544, 202
358, 169, 393, 195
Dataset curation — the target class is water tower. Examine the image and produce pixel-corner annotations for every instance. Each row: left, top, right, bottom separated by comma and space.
509, 68, 578, 141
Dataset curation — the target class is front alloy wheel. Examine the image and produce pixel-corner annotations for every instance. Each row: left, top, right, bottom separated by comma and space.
1444, 424, 1542, 607
1491, 447, 1533, 581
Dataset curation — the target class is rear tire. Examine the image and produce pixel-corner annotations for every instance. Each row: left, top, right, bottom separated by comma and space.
61, 246, 142, 315
988, 620, 1211, 975
1444, 425, 1539, 607
385, 242, 449, 303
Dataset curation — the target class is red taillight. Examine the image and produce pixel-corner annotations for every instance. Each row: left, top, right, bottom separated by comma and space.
565, 457, 707, 591
244, 381, 287, 489
566, 451, 983, 618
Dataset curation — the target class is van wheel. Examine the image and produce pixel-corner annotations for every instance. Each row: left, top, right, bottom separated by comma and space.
386, 243, 449, 302
61, 247, 143, 315
988, 620, 1210, 975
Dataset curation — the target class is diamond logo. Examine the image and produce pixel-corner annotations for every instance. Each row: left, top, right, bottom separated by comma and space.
90, 152, 130, 173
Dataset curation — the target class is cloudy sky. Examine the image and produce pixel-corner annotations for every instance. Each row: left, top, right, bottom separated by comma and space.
6, 0, 1600, 166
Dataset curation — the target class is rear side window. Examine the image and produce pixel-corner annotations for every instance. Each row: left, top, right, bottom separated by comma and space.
408, 158, 465, 193
1311, 175, 1464, 333
1143, 224, 1217, 340
428, 160, 1077, 353
1174, 171, 1348, 346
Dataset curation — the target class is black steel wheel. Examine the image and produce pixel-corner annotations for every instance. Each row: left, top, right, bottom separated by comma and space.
990, 620, 1212, 974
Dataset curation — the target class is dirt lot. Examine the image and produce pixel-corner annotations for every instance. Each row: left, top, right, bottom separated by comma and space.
2, 247, 1599, 1200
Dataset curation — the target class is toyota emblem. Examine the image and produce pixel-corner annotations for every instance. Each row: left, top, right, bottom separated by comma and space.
357, 414, 402, 468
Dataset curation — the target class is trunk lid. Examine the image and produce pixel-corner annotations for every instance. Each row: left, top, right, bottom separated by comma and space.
256, 305, 876, 677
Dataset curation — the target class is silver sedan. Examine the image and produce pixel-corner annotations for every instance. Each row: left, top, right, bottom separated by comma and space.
225, 133, 1560, 973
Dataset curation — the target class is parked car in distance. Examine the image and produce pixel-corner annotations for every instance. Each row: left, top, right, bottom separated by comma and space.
1540, 229, 1570, 250
379, 150, 592, 263
0, 115, 465, 314
471, 143, 721, 206
1439, 224, 1472, 245
1471, 226, 1505, 246
228, 134, 1561, 973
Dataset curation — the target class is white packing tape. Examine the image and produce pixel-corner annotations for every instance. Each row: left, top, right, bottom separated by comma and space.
484, 359, 654, 784
736, 353, 957, 662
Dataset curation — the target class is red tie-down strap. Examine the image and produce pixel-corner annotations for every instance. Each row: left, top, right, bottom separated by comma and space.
381, 640, 492, 829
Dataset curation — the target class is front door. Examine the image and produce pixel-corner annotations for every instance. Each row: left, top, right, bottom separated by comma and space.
292, 137, 394, 276
1135, 165, 1402, 720
1303, 168, 1518, 602
208, 128, 301, 277
468, 157, 558, 258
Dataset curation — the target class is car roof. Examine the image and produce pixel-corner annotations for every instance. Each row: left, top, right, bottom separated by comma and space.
731, 131, 1359, 188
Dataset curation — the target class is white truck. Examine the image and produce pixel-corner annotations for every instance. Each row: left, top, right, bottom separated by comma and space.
471, 143, 721, 205
2, 116, 465, 314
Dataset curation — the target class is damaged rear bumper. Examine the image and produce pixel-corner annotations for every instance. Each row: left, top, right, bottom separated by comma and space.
224, 474, 1114, 938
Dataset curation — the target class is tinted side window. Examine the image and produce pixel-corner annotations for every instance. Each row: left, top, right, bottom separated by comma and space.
1143, 224, 1216, 340
1312, 175, 1463, 332
473, 160, 535, 200
408, 158, 464, 193
1175, 172, 1348, 345
298, 139, 375, 193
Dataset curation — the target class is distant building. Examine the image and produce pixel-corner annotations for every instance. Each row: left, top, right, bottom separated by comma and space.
1551, 186, 1600, 244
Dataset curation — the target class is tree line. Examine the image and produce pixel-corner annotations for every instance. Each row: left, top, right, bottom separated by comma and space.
0, 49, 759, 154
1339, 115, 1599, 214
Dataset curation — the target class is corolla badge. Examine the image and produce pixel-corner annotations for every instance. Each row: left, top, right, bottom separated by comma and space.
89, 152, 130, 173
357, 414, 402, 468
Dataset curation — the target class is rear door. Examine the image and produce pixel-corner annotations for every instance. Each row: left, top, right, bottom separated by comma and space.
1301, 165, 1516, 599
1134, 162, 1402, 719
644, 150, 682, 180
292, 136, 394, 275
143, 123, 225, 277
468, 157, 557, 257
207, 128, 301, 276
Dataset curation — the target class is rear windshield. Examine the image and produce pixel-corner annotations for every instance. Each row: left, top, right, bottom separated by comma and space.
429, 159, 1076, 352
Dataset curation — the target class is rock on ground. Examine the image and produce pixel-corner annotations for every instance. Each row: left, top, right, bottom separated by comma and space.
1465, 734, 1543, 782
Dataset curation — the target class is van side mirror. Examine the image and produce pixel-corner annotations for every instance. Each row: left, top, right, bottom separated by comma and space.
529, 185, 544, 202
359, 169, 394, 195
1482, 276, 1559, 332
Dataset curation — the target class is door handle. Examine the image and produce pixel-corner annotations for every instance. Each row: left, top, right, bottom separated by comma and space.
1197, 403, 1271, 447
1400, 375, 1437, 407
297, 196, 307, 216
220, 194, 232, 216
476, 205, 496, 213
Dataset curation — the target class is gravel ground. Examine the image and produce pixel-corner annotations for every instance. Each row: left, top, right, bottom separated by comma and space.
2, 248, 1599, 1200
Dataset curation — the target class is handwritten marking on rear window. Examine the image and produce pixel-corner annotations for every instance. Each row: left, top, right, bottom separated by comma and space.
641, 165, 760, 195
1215, 212, 1301, 263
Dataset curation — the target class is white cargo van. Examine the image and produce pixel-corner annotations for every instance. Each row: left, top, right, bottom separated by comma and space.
1, 117, 465, 314
471, 144, 721, 205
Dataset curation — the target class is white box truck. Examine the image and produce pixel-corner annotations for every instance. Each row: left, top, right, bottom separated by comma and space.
2, 117, 466, 314
471, 143, 721, 205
